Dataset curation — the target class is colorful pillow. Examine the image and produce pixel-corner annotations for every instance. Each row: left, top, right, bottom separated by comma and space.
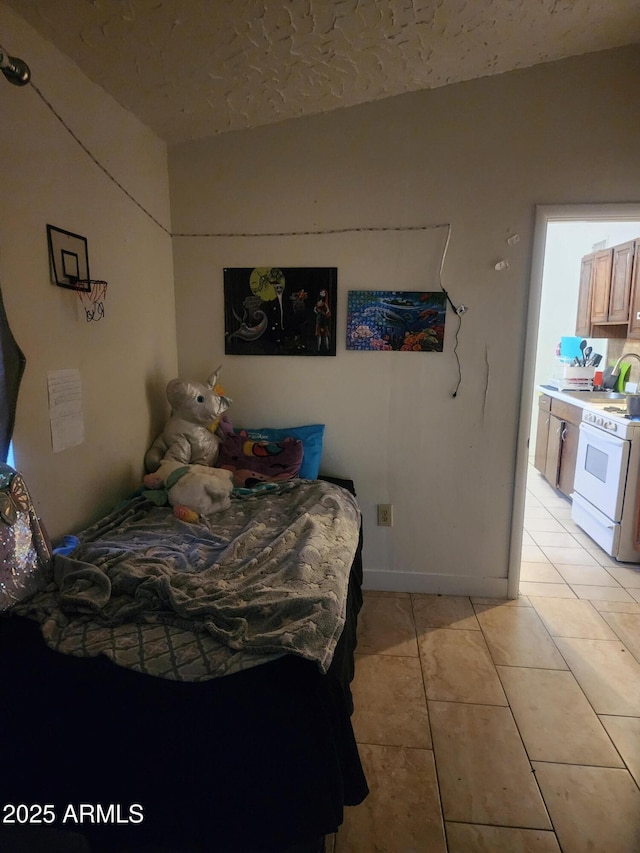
217, 431, 304, 488
239, 424, 325, 479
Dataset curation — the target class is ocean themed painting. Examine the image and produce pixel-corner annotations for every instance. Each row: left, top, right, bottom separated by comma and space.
224, 267, 337, 356
346, 291, 447, 351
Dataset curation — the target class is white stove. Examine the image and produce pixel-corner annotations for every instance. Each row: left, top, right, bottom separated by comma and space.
572, 404, 640, 562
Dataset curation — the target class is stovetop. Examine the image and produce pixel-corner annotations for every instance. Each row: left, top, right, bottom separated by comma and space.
602, 405, 633, 416
601, 405, 640, 421
582, 407, 640, 439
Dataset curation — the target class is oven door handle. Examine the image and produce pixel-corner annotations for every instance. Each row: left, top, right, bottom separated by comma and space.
579, 422, 628, 448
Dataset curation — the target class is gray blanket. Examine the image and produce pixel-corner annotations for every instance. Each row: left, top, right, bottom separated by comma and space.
18, 479, 361, 681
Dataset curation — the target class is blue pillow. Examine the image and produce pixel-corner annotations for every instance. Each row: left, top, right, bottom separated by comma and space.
239, 424, 325, 479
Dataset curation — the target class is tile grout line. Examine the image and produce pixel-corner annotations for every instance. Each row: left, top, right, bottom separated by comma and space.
544, 627, 640, 786
409, 592, 450, 852
430, 606, 561, 845
522, 471, 640, 799
473, 587, 564, 840
421, 597, 556, 846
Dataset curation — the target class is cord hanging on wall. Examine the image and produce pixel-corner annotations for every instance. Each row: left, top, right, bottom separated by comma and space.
0, 44, 30, 86
12, 46, 463, 371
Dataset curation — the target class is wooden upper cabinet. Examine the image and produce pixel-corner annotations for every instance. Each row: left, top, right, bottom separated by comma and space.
608, 240, 636, 323
627, 242, 640, 339
575, 253, 594, 337
575, 238, 640, 338
589, 249, 614, 323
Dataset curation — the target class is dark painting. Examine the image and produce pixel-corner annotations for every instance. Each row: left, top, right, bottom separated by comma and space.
224, 267, 337, 356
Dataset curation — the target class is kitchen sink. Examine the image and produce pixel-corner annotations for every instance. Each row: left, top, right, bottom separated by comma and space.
562, 391, 627, 402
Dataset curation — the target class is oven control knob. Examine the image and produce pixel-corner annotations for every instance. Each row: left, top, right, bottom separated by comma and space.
596, 416, 604, 426
606, 421, 617, 432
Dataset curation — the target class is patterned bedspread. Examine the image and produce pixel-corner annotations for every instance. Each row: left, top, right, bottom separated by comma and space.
17, 479, 361, 682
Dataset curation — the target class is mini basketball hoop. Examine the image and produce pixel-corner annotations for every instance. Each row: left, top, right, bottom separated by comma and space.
75, 279, 108, 322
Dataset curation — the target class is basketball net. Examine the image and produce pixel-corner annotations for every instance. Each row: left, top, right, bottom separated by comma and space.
75, 280, 108, 322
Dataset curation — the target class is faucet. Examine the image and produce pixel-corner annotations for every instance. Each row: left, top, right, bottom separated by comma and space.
612, 352, 640, 379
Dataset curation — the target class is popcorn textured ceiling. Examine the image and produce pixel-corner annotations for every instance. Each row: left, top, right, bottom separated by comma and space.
5, 0, 640, 144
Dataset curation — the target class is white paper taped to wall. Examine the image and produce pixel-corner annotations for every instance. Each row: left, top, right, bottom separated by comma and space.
47, 369, 84, 452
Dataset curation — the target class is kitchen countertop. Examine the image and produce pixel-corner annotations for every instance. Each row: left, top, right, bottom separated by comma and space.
537, 384, 633, 425
538, 385, 606, 408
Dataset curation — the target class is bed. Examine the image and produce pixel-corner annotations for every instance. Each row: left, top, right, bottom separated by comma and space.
0, 468, 368, 853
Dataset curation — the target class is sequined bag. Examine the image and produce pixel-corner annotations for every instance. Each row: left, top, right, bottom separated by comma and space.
0, 463, 52, 611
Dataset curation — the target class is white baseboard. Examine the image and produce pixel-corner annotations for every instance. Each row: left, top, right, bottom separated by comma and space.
363, 569, 510, 599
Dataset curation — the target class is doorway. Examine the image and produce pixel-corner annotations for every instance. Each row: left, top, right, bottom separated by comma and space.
509, 203, 640, 598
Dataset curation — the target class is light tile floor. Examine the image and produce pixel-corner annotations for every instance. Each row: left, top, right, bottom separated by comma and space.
332, 464, 640, 852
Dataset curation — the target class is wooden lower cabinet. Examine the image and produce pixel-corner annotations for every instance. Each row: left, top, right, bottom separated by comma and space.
534, 394, 551, 474
534, 394, 581, 499
544, 413, 563, 487
557, 420, 579, 498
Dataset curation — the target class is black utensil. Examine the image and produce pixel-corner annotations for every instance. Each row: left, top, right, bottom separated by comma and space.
579, 340, 587, 365
602, 366, 617, 390
583, 346, 592, 366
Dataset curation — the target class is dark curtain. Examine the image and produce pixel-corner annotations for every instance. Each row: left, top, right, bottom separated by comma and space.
0, 284, 26, 463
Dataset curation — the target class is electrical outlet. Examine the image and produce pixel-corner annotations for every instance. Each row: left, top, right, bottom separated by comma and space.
377, 504, 393, 527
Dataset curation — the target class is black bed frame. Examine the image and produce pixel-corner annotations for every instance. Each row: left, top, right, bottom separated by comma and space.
0, 476, 367, 853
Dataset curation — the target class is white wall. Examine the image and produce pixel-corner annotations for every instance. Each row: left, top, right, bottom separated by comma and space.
0, 3, 178, 539
170, 46, 640, 596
